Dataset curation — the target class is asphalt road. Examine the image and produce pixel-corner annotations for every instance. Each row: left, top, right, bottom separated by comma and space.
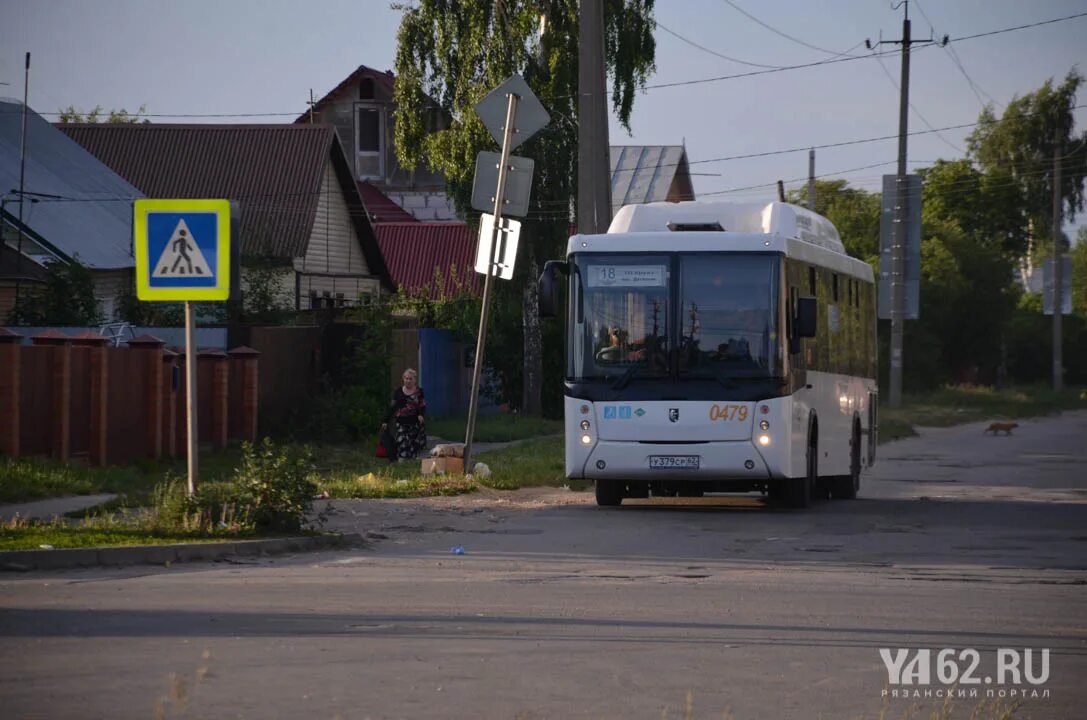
2, 413, 1085, 719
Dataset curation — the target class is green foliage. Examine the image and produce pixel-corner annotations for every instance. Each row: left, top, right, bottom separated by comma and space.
968, 69, 1087, 243
1073, 227, 1087, 320
387, 264, 481, 340
7, 257, 101, 325
392, 0, 656, 414
232, 439, 318, 532
787, 179, 881, 261
57, 104, 149, 124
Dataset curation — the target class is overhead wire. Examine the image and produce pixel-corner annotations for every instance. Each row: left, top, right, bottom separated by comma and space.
912, 0, 1001, 111
654, 22, 786, 69
719, 0, 869, 59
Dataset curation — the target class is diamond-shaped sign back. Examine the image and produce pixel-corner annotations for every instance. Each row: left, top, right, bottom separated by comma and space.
474, 74, 550, 151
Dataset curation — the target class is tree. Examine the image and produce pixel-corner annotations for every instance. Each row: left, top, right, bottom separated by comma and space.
786, 179, 881, 262
1072, 226, 1087, 321
57, 104, 149, 124
967, 70, 1087, 258
392, 0, 656, 416
8, 258, 101, 326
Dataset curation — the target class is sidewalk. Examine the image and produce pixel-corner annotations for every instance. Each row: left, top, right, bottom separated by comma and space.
0, 494, 118, 523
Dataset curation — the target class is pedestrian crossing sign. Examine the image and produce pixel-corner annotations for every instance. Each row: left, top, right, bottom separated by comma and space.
134, 199, 231, 301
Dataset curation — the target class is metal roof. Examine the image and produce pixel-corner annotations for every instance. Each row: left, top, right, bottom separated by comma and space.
0, 100, 143, 269
59, 123, 334, 259
374, 222, 481, 295
610, 145, 694, 212
358, 182, 417, 223
58, 124, 392, 288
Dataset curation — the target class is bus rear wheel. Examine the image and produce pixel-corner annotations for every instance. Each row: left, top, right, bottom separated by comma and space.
595, 479, 623, 506
830, 426, 861, 499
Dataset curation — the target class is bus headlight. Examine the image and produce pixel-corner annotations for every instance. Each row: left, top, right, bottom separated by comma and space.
580, 420, 591, 430
581, 434, 593, 445
758, 434, 771, 447
759, 420, 770, 430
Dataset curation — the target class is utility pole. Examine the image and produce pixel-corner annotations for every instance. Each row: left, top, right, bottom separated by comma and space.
1052, 133, 1063, 391
807, 148, 815, 210
14, 52, 29, 313
308, 89, 316, 124
871, 1, 938, 408
578, 0, 612, 234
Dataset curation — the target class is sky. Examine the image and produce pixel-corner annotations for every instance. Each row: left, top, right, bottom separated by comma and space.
2, 0, 1085, 235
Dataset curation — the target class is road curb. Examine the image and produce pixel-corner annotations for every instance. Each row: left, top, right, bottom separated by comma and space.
0, 533, 363, 572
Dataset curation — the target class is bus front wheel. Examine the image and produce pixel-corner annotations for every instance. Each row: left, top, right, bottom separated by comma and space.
595, 479, 623, 506
782, 436, 816, 508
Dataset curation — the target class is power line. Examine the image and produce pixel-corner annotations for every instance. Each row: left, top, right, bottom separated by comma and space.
720, 0, 868, 59
952, 11, 1087, 43
655, 22, 786, 69
912, 0, 1000, 111
644, 45, 910, 91
873, 52, 963, 154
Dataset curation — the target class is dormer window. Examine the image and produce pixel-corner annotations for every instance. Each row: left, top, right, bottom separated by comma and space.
359, 77, 375, 100
355, 104, 384, 181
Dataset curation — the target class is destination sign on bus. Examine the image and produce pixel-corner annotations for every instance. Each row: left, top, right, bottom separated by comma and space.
585, 265, 667, 288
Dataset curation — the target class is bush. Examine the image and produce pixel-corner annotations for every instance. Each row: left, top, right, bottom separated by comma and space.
232, 439, 318, 531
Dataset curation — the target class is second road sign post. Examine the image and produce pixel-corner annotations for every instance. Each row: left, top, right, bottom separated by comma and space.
463, 75, 549, 471
133, 198, 231, 496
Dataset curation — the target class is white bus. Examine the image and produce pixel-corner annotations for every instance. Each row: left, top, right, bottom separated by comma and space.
538, 201, 878, 508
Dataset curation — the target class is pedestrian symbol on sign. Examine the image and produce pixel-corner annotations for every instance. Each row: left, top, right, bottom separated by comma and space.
153, 219, 213, 278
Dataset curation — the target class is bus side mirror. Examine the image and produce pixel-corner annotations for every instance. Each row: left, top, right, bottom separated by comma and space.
538, 260, 568, 319
796, 296, 817, 338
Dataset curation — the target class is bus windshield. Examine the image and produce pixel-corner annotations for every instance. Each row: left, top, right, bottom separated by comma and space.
569, 253, 781, 384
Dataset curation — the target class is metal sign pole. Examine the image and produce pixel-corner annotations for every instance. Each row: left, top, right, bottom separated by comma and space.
464, 91, 520, 471
185, 300, 199, 495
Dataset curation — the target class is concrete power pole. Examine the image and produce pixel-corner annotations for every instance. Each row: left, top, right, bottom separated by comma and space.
1052, 135, 1063, 391
889, 8, 911, 408
578, 0, 612, 234
871, 1, 938, 408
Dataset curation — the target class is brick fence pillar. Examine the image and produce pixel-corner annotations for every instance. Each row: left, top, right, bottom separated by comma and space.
200, 348, 229, 450
228, 346, 260, 443
33, 330, 72, 462
128, 335, 166, 459
71, 332, 110, 466
0, 328, 22, 458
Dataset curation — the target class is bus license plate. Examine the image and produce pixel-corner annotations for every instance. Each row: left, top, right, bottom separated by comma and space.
649, 455, 700, 470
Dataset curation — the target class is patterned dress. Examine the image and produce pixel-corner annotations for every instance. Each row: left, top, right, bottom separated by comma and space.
386, 387, 427, 461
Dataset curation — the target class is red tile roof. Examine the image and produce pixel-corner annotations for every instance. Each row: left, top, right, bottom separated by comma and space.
358, 182, 417, 223
374, 223, 482, 296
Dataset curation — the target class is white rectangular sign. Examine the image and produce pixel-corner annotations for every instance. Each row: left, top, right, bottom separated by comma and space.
585, 265, 667, 288
474, 213, 521, 280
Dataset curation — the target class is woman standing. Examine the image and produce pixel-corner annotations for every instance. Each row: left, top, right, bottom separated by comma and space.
382, 368, 427, 462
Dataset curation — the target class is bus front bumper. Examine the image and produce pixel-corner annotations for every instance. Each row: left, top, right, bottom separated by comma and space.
578, 440, 773, 481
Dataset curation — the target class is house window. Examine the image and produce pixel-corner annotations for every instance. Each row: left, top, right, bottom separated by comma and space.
359, 78, 375, 100
355, 104, 384, 181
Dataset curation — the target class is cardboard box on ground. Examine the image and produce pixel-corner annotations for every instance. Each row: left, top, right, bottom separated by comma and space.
421, 457, 465, 475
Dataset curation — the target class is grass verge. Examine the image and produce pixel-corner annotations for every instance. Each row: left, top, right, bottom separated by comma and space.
0, 523, 253, 552
425, 413, 562, 443
881, 384, 1085, 443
